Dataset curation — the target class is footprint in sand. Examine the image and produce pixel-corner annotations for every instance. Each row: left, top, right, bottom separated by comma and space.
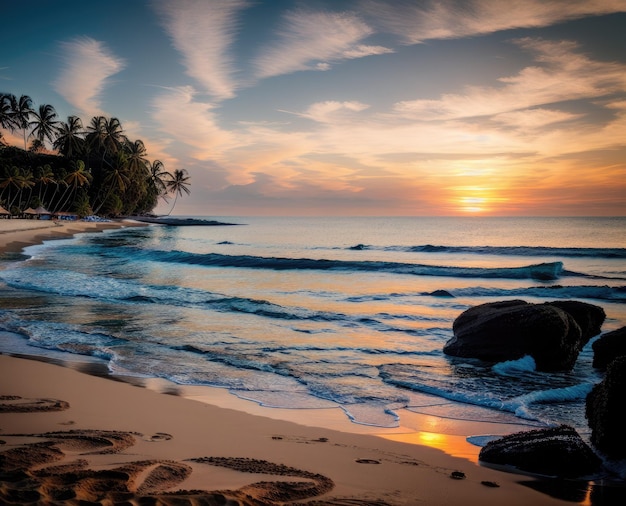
144, 432, 173, 442
0, 395, 69, 413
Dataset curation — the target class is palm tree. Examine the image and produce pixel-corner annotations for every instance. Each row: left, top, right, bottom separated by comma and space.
0, 166, 23, 210
165, 168, 191, 216
18, 168, 35, 210
93, 151, 130, 215
85, 116, 126, 169
123, 139, 149, 175
28, 104, 59, 148
148, 159, 169, 198
56, 160, 91, 212
54, 116, 84, 158
35, 164, 56, 208
102, 117, 126, 157
85, 115, 106, 155
0, 93, 14, 131
9, 95, 33, 149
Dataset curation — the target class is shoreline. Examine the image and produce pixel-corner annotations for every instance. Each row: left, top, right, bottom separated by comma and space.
0, 354, 575, 505
0, 218, 601, 503
0, 217, 147, 256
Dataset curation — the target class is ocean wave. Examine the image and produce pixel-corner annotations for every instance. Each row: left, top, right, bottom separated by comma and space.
1, 268, 454, 333
126, 248, 567, 280
378, 362, 592, 425
440, 285, 626, 302
348, 244, 626, 258
343, 284, 626, 303
501, 383, 595, 420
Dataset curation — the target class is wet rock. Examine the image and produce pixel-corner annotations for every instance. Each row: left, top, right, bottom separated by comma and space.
592, 326, 626, 370
547, 300, 605, 345
478, 425, 602, 478
586, 356, 626, 460
444, 300, 592, 371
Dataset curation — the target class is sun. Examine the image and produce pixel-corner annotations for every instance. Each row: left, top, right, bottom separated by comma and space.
452, 186, 495, 214
459, 196, 487, 213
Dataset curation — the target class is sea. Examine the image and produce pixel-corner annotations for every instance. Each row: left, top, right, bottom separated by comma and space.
1, 216, 625, 443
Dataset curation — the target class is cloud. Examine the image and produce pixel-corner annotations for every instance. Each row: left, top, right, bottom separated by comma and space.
253, 9, 391, 79
393, 38, 626, 121
365, 0, 626, 44
286, 101, 370, 123
493, 108, 583, 129
150, 85, 235, 160
154, 0, 248, 100
53, 37, 126, 118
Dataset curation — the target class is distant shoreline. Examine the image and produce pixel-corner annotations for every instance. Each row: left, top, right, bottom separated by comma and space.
127, 216, 243, 226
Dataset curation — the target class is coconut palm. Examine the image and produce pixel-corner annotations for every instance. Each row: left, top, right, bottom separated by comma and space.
28, 104, 59, 148
123, 139, 149, 173
0, 166, 24, 210
102, 117, 126, 157
56, 160, 91, 212
85, 116, 126, 167
54, 116, 84, 158
18, 168, 35, 210
35, 164, 56, 208
9, 95, 33, 149
148, 159, 169, 197
93, 151, 130, 214
85, 115, 106, 154
165, 168, 190, 216
0, 93, 14, 130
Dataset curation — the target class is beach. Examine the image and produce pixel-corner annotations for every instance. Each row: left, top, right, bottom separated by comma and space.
0, 219, 579, 504
0, 218, 146, 256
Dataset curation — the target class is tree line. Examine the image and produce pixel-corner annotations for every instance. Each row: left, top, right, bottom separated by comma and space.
0, 93, 190, 217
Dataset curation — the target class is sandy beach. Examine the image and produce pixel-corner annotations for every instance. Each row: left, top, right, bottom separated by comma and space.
0, 218, 145, 256
0, 220, 577, 504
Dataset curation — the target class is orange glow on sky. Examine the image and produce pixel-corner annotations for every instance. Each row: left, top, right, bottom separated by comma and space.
2, 1, 625, 216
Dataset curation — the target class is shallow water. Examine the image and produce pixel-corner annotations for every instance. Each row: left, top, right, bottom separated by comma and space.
0, 216, 624, 436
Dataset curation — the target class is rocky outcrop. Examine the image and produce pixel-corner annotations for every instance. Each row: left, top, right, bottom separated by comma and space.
548, 300, 605, 345
478, 425, 602, 478
443, 300, 605, 372
592, 326, 626, 370
586, 356, 626, 460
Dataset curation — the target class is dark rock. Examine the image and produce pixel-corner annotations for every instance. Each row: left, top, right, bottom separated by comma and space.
586, 356, 626, 459
592, 326, 626, 370
547, 300, 605, 345
478, 425, 602, 478
428, 289, 454, 297
444, 300, 585, 371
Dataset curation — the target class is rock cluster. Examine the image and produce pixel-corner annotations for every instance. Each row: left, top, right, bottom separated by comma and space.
445, 300, 626, 477
444, 300, 605, 372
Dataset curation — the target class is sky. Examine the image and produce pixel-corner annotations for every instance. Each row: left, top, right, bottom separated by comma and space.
2, 0, 626, 217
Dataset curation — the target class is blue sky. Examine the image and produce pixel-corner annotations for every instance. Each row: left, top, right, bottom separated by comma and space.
2, 0, 626, 216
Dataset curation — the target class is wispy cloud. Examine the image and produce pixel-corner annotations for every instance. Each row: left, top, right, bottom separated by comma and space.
53, 37, 126, 118
365, 0, 626, 44
254, 9, 392, 79
150, 85, 235, 160
393, 38, 626, 121
154, 0, 248, 100
285, 101, 370, 123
